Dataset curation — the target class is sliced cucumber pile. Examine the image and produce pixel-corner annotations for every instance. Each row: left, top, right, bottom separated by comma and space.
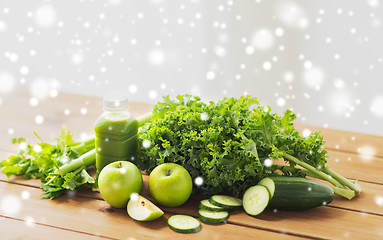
168, 214, 201, 234
199, 199, 225, 212
198, 194, 242, 224
198, 209, 229, 223
208, 195, 243, 210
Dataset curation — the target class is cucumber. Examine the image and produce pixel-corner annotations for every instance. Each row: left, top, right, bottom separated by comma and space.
268, 176, 334, 210
168, 215, 201, 234
198, 209, 229, 224
242, 185, 269, 216
258, 177, 275, 198
209, 195, 243, 210
199, 199, 226, 212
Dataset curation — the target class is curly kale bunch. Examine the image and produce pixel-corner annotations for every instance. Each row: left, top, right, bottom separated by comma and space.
137, 95, 360, 199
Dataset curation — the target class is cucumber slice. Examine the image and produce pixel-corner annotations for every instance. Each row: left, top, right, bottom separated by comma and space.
209, 195, 243, 209
258, 177, 275, 198
198, 209, 229, 224
168, 215, 201, 234
199, 199, 226, 212
242, 185, 269, 216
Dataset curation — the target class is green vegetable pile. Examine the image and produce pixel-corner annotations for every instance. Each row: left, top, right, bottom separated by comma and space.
137, 95, 361, 199
0, 129, 96, 199
0, 94, 361, 200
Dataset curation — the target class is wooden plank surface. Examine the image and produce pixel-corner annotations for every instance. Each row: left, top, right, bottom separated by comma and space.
1, 87, 383, 239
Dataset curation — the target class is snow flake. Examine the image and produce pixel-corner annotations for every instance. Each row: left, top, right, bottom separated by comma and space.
302, 66, 325, 89
71, 52, 84, 65
375, 196, 383, 206
33, 145, 42, 153
1, 195, 21, 215
137, 12, 144, 19
275, 2, 309, 29
302, 129, 311, 137
34, 4, 57, 28
245, 46, 255, 55
283, 71, 295, 83
262, 61, 272, 71
142, 140, 151, 148
148, 90, 158, 99
130, 38, 137, 45
194, 176, 204, 186
328, 91, 353, 115
7, 53, 19, 63
25, 216, 35, 227
29, 98, 39, 107
370, 96, 383, 118
109, 0, 122, 5
148, 49, 165, 66
0, 71, 16, 93
30, 78, 52, 99
35, 115, 44, 124
129, 84, 138, 93
276, 98, 286, 107
20, 66, 29, 75
303, 61, 312, 69
80, 107, 87, 115
0, 20, 7, 32
206, 71, 216, 80
263, 158, 273, 167
214, 46, 227, 57
275, 27, 284, 37
252, 28, 275, 51
357, 145, 376, 162
333, 78, 345, 89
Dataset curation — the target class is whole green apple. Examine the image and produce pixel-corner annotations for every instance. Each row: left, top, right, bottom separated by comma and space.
148, 163, 192, 207
98, 161, 142, 208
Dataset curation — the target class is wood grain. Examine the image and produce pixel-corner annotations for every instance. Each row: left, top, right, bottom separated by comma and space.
0, 181, 305, 240
0, 215, 108, 240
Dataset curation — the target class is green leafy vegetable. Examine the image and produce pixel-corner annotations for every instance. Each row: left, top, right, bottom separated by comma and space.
137, 95, 360, 199
0, 128, 96, 199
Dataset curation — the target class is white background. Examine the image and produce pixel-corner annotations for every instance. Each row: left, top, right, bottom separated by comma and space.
0, 0, 382, 136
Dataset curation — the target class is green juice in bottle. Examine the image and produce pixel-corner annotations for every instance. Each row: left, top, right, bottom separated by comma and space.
94, 97, 138, 176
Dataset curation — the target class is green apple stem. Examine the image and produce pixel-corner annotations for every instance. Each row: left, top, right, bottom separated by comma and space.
167, 169, 171, 176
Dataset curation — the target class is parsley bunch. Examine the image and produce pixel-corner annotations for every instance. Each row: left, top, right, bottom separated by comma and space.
137, 95, 361, 199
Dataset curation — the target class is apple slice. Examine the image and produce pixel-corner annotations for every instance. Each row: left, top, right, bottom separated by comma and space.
127, 194, 164, 221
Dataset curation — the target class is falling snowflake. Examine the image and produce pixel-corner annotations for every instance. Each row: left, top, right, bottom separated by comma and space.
0, 71, 15, 93
370, 96, 383, 118
34, 4, 57, 28
251, 28, 275, 51
194, 176, 204, 186
148, 49, 165, 66
302, 66, 325, 89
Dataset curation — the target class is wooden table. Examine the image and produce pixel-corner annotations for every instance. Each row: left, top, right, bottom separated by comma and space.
1, 87, 382, 239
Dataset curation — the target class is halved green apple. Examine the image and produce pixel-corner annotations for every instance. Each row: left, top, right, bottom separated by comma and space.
127, 194, 164, 221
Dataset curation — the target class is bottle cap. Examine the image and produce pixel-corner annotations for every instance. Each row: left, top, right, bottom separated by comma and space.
103, 96, 129, 112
